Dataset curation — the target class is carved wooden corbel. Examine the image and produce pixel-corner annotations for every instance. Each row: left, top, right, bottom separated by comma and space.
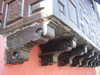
58, 45, 88, 66
92, 55, 100, 67
80, 52, 100, 67
0, 0, 100, 68
96, 60, 100, 67
88, 54, 100, 67
71, 50, 95, 66
5, 21, 56, 64
39, 38, 77, 66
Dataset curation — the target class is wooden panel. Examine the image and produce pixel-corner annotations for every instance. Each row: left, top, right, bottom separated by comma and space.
23, 0, 45, 25
0, 0, 24, 31
58, 0, 65, 14
53, 0, 100, 49
68, 0, 78, 26
78, 0, 99, 43
80, 23, 84, 33
0, 0, 48, 34
0, 0, 5, 28
83, 18, 90, 38
74, 0, 79, 4
58, 0, 66, 16
57, 0, 68, 21
30, 1, 44, 15
82, 0, 88, 9
6, 0, 24, 25
0, 22, 1, 27
0, 0, 100, 50
0, 0, 4, 15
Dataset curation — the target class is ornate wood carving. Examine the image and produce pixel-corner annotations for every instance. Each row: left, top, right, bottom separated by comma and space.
80, 52, 100, 67
71, 50, 95, 66
58, 45, 87, 66
5, 21, 55, 64
39, 38, 77, 66
0, 0, 100, 67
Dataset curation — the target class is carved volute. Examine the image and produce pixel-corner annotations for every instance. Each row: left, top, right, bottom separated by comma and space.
0, 0, 100, 67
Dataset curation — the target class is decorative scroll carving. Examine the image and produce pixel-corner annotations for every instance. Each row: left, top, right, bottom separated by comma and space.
5, 21, 56, 64
6, 44, 33, 64
39, 39, 77, 66
92, 55, 100, 67
71, 50, 94, 66
80, 52, 100, 67
39, 52, 60, 66
5, 23, 44, 64
87, 54, 100, 67
58, 45, 87, 66
0, 0, 99, 68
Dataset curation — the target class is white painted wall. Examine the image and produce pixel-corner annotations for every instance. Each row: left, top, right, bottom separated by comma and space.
96, 3, 100, 17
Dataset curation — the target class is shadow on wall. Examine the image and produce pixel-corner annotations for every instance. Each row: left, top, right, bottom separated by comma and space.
0, 36, 96, 75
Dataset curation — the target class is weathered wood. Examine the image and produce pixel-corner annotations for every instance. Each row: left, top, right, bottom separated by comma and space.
5, 20, 56, 64
58, 45, 88, 66
71, 50, 95, 66
6, 24, 43, 49
0, 0, 100, 67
